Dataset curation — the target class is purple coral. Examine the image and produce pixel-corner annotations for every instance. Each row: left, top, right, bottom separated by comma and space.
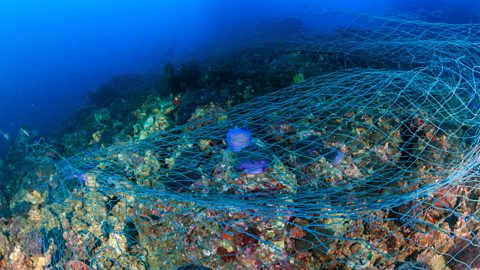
233, 145, 270, 175
235, 159, 268, 175
226, 128, 270, 174
226, 127, 252, 152
73, 173, 87, 185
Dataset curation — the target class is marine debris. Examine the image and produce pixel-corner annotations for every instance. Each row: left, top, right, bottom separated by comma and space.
1, 13, 480, 270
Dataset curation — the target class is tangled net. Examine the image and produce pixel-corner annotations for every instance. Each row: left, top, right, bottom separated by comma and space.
26, 13, 480, 270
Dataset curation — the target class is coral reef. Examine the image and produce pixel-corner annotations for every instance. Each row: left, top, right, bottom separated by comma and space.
2, 13, 480, 270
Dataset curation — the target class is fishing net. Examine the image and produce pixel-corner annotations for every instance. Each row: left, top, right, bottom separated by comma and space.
240, 13, 480, 70
16, 14, 480, 270
313, 14, 480, 70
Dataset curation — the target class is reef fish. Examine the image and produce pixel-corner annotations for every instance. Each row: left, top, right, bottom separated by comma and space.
0, 131, 8, 140
322, 147, 345, 166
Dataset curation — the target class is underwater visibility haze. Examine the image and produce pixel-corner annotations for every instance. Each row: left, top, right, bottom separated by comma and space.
3, 0, 480, 269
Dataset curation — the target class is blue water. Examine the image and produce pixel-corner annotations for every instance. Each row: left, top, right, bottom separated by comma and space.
0, 0, 479, 157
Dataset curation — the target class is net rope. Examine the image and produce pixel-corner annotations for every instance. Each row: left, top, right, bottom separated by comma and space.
20, 13, 480, 270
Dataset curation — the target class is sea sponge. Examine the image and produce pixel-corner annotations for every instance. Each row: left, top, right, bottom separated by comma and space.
235, 159, 268, 175
226, 127, 252, 152
233, 145, 269, 175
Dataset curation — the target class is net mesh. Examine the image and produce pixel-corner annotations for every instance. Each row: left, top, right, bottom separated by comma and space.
13, 13, 480, 270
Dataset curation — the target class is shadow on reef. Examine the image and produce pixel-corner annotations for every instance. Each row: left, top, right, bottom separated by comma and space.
87, 73, 164, 109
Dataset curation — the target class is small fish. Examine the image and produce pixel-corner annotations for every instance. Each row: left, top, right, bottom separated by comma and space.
0, 131, 9, 140
322, 147, 345, 166
19, 128, 30, 137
